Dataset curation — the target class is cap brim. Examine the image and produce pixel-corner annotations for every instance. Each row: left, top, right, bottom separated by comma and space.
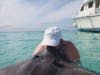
41, 38, 60, 46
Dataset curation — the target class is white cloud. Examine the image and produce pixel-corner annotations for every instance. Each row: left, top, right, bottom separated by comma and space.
40, 1, 76, 22
0, 0, 82, 31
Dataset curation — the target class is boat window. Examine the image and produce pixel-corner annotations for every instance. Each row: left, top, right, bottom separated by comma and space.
96, 3, 100, 8
81, 6, 84, 11
88, 1, 93, 8
96, 3, 99, 8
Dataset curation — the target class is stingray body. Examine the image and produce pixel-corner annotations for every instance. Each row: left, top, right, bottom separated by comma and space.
0, 52, 100, 75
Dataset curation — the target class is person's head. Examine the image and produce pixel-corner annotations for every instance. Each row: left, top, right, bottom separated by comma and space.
41, 26, 62, 47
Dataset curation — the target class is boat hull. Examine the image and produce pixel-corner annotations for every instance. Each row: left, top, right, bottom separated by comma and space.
73, 14, 100, 32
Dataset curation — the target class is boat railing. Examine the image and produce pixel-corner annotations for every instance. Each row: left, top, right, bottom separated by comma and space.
72, 11, 79, 18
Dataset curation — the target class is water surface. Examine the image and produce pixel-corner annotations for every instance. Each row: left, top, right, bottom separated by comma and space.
0, 30, 100, 73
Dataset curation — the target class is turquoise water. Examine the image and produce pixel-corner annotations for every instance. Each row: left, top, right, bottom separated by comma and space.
0, 30, 100, 73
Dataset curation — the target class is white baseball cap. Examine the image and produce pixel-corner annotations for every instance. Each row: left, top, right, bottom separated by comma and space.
41, 26, 61, 46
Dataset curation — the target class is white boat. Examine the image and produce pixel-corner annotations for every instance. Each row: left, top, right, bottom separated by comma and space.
73, 0, 100, 32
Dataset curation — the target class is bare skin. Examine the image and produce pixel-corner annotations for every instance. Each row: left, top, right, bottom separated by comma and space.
32, 42, 47, 56
63, 40, 80, 62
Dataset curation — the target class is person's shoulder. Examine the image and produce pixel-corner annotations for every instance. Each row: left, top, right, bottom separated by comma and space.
41, 45, 47, 48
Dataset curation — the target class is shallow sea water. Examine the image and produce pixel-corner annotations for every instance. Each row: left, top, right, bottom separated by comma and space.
0, 30, 100, 73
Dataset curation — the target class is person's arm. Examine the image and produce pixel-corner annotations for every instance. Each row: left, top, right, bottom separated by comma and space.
32, 42, 46, 56
64, 41, 80, 61
67, 41, 82, 66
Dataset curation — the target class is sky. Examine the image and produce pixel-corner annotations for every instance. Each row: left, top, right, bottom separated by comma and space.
0, 0, 82, 31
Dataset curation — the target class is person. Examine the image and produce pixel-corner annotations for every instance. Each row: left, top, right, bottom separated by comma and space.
32, 26, 81, 65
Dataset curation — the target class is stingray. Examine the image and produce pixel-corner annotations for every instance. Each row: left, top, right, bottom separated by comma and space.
0, 46, 100, 75
0, 53, 100, 75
